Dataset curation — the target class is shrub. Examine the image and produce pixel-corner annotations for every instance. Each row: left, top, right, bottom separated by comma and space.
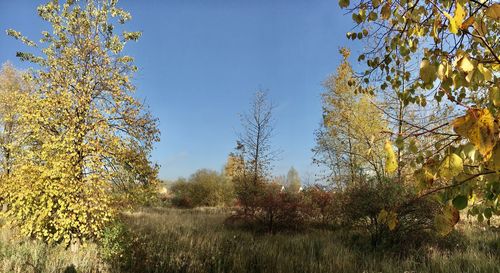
100, 220, 131, 265
302, 185, 340, 226
338, 180, 441, 249
170, 169, 235, 208
228, 181, 309, 232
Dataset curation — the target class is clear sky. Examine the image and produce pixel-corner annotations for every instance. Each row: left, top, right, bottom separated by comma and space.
0, 0, 363, 181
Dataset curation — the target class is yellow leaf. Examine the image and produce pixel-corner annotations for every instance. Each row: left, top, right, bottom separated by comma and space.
444, 2, 466, 34
378, 209, 398, 230
384, 140, 398, 174
485, 3, 500, 20
439, 153, 463, 179
444, 12, 458, 34
434, 207, 458, 236
437, 60, 451, 81
414, 167, 435, 190
339, 0, 350, 8
454, 2, 466, 27
420, 59, 437, 83
378, 209, 388, 222
452, 108, 496, 159
477, 63, 493, 82
490, 86, 500, 107
457, 55, 475, 72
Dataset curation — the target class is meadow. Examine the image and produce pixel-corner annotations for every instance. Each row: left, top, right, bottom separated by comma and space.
1, 208, 498, 273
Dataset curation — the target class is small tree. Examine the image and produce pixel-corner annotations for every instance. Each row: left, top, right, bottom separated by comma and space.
286, 167, 301, 193
223, 152, 245, 181
235, 91, 279, 213
239, 91, 278, 184
313, 49, 387, 188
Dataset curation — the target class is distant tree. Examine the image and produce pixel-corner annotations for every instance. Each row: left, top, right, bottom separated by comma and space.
313, 49, 388, 188
4, 0, 159, 243
170, 169, 234, 208
235, 91, 279, 212
223, 152, 245, 181
286, 167, 301, 193
239, 91, 278, 184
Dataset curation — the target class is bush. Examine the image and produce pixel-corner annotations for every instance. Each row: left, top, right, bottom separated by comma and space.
338, 180, 441, 249
170, 169, 234, 208
100, 220, 131, 265
255, 182, 309, 232
302, 185, 340, 227
227, 181, 310, 232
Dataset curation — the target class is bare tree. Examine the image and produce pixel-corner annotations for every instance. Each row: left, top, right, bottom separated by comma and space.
238, 90, 278, 186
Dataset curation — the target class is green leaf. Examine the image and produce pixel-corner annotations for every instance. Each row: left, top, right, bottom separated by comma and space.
484, 208, 493, 219
395, 136, 404, 149
409, 139, 418, 154
452, 195, 468, 210
439, 153, 463, 179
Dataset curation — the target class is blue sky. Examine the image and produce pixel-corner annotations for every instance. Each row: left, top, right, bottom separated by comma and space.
0, 0, 362, 181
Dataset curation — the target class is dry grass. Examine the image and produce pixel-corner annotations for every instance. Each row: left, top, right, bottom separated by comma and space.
118, 208, 500, 273
0, 208, 498, 273
0, 220, 109, 273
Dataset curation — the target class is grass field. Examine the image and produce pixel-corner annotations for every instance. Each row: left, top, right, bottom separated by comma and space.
118, 208, 499, 273
1, 208, 499, 273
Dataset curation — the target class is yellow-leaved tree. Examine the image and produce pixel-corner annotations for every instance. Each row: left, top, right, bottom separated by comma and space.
339, 0, 500, 234
3, 0, 159, 244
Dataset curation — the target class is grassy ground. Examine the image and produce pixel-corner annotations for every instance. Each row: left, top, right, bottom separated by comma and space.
0, 208, 499, 273
0, 219, 108, 273
118, 208, 499, 273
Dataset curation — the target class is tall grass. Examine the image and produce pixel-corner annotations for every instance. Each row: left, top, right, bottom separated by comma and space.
0, 209, 498, 273
0, 219, 109, 273
119, 208, 500, 273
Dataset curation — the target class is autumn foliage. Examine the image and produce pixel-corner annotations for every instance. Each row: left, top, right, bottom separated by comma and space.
0, 0, 159, 244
